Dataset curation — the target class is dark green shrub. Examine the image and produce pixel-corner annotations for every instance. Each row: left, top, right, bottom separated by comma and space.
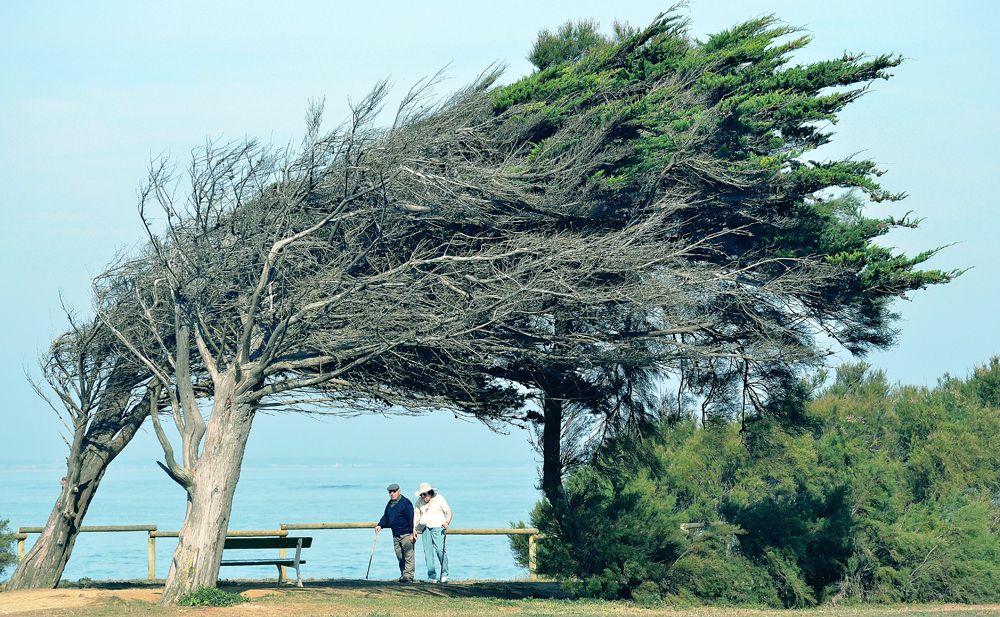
176, 586, 248, 607
519, 362, 1000, 606
0, 516, 15, 578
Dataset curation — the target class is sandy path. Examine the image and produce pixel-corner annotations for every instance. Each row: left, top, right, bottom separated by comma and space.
0, 586, 286, 614
0, 587, 156, 614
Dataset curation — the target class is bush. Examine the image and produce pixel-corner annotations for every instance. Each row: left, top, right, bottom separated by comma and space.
527, 19, 610, 71
521, 361, 1000, 606
176, 586, 248, 607
0, 516, 16, 579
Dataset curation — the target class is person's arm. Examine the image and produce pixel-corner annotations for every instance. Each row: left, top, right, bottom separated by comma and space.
438, 496, 452, 529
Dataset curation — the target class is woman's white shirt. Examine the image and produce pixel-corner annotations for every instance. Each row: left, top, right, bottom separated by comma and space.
416, 494, 451, 529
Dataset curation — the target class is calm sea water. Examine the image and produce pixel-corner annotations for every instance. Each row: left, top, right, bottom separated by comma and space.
0, 463, 541, 583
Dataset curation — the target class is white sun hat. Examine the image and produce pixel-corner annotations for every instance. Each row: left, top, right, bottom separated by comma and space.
415, 482, 437, 497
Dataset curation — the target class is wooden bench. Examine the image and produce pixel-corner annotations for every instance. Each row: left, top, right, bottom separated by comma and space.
220, 536, 313, 587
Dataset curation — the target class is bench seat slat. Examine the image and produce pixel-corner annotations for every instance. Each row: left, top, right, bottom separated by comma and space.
223, 537, 313, 550
220, 559, 305, 567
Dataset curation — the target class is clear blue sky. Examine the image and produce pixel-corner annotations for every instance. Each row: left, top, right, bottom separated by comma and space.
1, 1, 997, 468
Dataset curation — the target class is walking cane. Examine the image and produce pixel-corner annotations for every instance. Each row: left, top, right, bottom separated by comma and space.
366, 527, 379, 579
438, 528, 448, 583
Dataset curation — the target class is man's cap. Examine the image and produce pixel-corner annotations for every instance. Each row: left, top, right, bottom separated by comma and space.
387, 483, 400, 492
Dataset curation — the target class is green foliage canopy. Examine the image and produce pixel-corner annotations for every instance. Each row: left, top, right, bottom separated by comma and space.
528, 19, 610, 71
494, 9, 959, 526
492, 11, 957, 372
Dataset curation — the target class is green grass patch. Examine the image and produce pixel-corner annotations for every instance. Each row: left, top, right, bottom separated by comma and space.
176, 585, 248, 607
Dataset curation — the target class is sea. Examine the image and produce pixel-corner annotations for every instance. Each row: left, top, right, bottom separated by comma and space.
0, 462, 541, 583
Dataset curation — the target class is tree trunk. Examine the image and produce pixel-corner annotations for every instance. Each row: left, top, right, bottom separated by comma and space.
159, 376, 255, 605
541, 392, 565, 510
5, 381, 150, 591
5, 450, 110, 589
539, 387, 585, 563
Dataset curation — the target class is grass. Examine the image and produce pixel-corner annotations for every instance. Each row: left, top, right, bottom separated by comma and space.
176, 585, 248, 606
81, 597, 164, 617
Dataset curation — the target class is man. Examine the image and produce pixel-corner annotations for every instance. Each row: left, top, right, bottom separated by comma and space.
376, 483, 416, 582
413, 481, 452, 582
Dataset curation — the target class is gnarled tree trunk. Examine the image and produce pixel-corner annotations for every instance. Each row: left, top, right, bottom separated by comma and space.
6, 449, 109, 589
158, 375, 255, 604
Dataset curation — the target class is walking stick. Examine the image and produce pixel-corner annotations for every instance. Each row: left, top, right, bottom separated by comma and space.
366, 527, 379, 579
438, 528, 448, 583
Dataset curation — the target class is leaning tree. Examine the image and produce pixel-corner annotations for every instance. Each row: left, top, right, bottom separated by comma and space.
452, 9, 961, 535
6, 305, 156, 590
101, 79, 713, 602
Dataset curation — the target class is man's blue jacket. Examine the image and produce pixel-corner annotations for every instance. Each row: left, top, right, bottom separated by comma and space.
379, 496, 414, 536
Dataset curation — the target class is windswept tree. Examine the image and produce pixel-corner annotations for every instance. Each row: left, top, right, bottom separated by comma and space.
43, 8, 953, 602
470, 10, 960, 534
6, 308, 154, 590
101, 80, 709, 602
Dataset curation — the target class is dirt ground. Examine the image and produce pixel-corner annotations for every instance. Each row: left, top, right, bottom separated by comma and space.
0, 586, 159, 613
0, 585, 325, 614
0, 579, 569, 616
6, 582, 1000, 617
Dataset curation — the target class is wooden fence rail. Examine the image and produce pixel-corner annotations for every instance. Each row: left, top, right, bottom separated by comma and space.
15, 524, 542, 581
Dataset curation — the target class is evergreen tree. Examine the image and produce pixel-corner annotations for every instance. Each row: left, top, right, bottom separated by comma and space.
492, 9, 958, 545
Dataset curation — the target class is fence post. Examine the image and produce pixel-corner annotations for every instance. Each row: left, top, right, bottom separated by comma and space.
16, 535, 25, 561
148, 531, 156, 580
278, 524, 288, 583
528, 534, 537, 581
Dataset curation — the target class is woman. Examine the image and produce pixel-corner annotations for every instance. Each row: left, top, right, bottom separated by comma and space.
413, 482, 452, 582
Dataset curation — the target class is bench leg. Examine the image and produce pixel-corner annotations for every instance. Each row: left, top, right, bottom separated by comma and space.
279, 547, 287, 584
294, 539, 303, 587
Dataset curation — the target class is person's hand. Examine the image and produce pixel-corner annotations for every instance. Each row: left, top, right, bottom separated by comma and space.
411, 532, 417, 543
375, 525, 382, 533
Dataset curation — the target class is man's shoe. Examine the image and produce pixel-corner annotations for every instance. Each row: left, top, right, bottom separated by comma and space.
398, 576, 413, 583
440, 576, 448, 583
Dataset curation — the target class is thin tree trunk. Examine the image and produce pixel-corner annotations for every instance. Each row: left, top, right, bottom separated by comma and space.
539, 387, 584, 567
541, 391, 565, 510
159, 375, 255, 605
540, 310, 572, 527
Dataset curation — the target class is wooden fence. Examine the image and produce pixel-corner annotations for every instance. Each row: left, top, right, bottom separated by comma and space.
15, 523, 542, 581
